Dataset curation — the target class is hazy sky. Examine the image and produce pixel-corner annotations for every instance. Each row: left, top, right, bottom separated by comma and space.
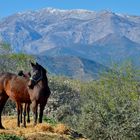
0, 0, 140, 18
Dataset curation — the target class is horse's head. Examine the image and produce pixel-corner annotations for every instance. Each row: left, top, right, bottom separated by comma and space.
28, 62, 47, 89
18, 70, 31, 78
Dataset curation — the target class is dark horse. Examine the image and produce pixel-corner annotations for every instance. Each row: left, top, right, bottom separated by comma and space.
0, 62, 51, 129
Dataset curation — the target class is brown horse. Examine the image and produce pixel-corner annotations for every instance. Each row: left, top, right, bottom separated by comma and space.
0, 62, 51, 129
0, 72, 31, 128
18, 70, 31, 127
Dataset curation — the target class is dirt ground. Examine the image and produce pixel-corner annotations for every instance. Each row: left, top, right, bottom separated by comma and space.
0, 116, 87, 140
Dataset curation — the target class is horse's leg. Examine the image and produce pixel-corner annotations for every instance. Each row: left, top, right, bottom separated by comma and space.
27, 103, 30, 123
31, 101, 38, 126
16, 103, 21, 127
23, 104, 26, 127
39, 103, 45, 123
20, 104, 23, 124
0, 93, 9, 129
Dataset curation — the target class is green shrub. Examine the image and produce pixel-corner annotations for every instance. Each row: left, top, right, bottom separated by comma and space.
43, 116, 57, 126
75, 63, 140, 139
0, 134, 24, 140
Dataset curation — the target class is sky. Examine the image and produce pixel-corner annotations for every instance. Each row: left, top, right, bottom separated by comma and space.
0, 0, 140, 18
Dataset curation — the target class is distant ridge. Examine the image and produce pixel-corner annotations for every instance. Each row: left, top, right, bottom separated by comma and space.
36, 55, 109, 80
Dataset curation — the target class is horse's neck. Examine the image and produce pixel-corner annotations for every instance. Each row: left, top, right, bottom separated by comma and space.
42, 77, 48, 85
38, 77, 48, 88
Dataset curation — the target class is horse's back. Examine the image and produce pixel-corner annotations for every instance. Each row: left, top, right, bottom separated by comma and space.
0, 72, 14, 80
0, 72, 30, 103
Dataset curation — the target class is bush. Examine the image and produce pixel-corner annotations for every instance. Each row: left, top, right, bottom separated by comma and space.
43, 116, 57, 126
0, 42, 34, 73
0, 134, 24, 140
47, 76, 81, 126
75, 63, 140, 139
2, 99, 16, 115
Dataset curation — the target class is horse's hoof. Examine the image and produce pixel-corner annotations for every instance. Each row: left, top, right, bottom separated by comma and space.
27, 120, 30, 123
17, 124, 20, 127
22, 125, 26, 128
20, 123, 25, 127
0, 126, 5, 129
33, 123, 37, 126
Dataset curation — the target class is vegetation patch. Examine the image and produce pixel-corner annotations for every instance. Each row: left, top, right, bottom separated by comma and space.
0, 134, 24, 140
0, 116, 86, 140
2, 43, 140, 139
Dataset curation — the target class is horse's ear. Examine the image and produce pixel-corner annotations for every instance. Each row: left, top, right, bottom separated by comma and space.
36, 62, 39, 66
30, 62, 36, 67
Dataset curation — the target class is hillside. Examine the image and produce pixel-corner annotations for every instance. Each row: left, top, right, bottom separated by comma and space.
1, 8, 140, 79
37, 55, 109, 80
0, 55, 140, 139
1, 63, 140, 140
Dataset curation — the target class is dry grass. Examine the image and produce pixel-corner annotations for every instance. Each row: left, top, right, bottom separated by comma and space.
54, 124, 69, 135
0, 116, 87, 140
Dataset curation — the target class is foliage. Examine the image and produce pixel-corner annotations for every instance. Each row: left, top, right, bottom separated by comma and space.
45, 62, 140, 140
0, 53, 34, 73
3, 99, 16, 115
47, 76, 81, 127
1, 43, 140, 139
0, 134, 24, 140
43, 116, 57, 126
75, 63, 140, 139
2, 58, 140, 139
0, 43, 34, 73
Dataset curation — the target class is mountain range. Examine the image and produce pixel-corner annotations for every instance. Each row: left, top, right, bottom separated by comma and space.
0, 8, 140, 80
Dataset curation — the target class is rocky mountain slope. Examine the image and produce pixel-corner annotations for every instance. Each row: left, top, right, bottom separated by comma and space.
0, 8, 140, 79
